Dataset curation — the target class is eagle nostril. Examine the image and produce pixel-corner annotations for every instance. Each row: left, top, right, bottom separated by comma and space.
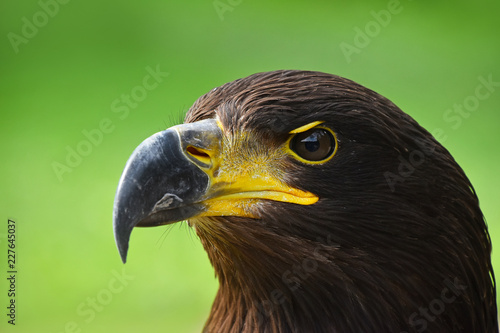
186, 145, 211, 166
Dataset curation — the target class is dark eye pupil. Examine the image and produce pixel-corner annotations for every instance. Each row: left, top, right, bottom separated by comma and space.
291, 128, 336, 162
305, 141, 319, 152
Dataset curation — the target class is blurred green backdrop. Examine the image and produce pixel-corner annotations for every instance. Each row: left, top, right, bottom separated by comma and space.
1, 0, 499, 332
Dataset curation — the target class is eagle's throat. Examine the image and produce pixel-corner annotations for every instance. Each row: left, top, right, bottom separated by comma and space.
193, 216, 346, 333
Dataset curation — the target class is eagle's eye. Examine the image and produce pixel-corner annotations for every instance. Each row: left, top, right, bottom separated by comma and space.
290, 127, 337, 163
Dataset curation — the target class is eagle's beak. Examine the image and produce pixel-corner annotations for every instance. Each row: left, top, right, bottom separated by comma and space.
113, 119, 318, 263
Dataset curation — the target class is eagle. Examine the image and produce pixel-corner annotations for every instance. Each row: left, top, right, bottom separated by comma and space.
113, 70, 498, 332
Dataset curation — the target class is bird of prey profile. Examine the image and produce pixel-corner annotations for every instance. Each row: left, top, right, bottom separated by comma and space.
113, 70, 498, 332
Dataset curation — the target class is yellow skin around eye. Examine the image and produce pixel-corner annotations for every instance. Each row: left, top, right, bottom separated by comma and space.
285, 121, 338, 165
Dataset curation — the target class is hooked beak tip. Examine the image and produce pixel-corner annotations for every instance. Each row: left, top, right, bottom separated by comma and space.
113, 216, 132, 264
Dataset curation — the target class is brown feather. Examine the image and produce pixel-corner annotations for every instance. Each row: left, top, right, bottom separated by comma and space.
184, 70, 497, 333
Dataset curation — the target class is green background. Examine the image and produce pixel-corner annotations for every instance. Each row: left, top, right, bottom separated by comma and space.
1, 0, 499, 332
